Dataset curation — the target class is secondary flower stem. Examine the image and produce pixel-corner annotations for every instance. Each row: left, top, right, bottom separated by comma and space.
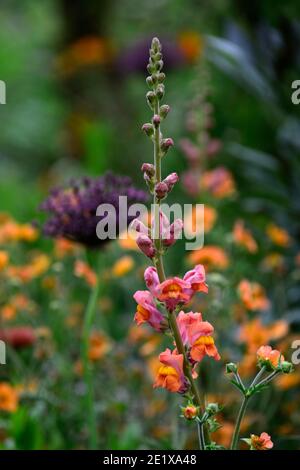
256, 370, 279, 387
81, 266, 100, 449
197, 421, 206, 451
250, 366, 266, 388
230, 396, 250, 450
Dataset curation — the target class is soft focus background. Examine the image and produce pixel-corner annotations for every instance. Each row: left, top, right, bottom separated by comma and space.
0, 0, 300, 450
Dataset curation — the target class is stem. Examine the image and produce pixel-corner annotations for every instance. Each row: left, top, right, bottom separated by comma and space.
230, 396, 249, 450
197, 421, 206, 450
81, 275, 100, 449
249, 366, 266, 388
256, 370, 279, 387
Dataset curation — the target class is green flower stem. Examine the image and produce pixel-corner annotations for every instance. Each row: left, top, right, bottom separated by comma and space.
230, 395, 250, 450
256, 370, 279, 387
81, 273, 100, 449
197, 420, 206, 451
250, 366, 266, 388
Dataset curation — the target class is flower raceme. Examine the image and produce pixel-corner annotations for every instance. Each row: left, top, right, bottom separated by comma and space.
153, 348, 188, 393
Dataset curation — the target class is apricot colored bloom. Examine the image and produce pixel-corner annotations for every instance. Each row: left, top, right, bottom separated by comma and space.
189, 245, 229, 271
156, 277, 191, 311
0, 250, 9, 271
0, 383, 19, 412
250, 432, 273, 450
54, 238, 81, 258
201, 167, 236, 199
177, 311, 220, 363
233, 220, 258, 253
238, 280, 270, 311
239, 318, 288, 353
0, 215, 38, 244
257, 345, 283, 370
111, 255, 134, 277
74, 260, 97, 287
184, 205, 217, 237
153, 348, 188, 393
182, 404, 199, 420
276, 372, 300, 390
88, 331, 111, 361
133, 290, 164, 332
266, 223, 291, 247
177, 31, 203, 64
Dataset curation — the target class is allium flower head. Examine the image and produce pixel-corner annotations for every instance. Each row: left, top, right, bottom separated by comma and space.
40, 172, 148, 248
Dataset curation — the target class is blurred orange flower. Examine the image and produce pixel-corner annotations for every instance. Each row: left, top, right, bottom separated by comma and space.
0, 250, 9, 271
0, 215, 38, 243
189, 245, 229, 271
88, 331, 111, 361
238, 279, 270, 311
184, 205, 217, 237
111, 255, 134, 277
266, 223, 291, 247
0, 383, 19, 412
239, 318, 288, 353
201, 167, 236, 198
177, 31, 204, 63
233, 220, 257, 253
54, 238, 81, 258
74, 260, 97, 287
276, 372, 300, 390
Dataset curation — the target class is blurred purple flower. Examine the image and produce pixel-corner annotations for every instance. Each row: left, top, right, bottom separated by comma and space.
40, 172, 148, 248
116, 37, 185, 75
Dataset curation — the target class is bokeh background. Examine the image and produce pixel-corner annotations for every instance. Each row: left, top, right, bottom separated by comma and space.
0, 0, 300, 450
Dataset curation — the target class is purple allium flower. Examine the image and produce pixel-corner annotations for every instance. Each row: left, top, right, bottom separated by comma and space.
40, 172, 148, 248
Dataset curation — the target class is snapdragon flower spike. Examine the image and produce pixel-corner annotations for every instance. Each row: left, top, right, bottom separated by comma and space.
133, 290, 165, 332
153, 348, 188, 393
177, 311, 220, 363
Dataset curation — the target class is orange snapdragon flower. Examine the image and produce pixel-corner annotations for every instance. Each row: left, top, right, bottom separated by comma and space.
111, 255, 134, 277
233, 220, 257, 253
153, 348, 188, 393
0, 383, 19, 412
266, 223, 291, 247
0, 215, 38, 243
189, 245, 229, 271
238, 279, 270, 311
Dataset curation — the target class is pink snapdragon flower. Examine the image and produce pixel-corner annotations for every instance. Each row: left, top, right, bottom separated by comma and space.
156, 277, 191, 310
183, 264, 208, 294
133, 290, 164, 331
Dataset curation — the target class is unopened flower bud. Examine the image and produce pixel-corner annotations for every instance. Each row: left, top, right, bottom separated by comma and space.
146, 91, 156, 108
161, 138, 174, 154
142, 123, 154, 137
155, 182, 169, 200
160, 104, 170, 119
156, 84, 165, 99
151, 37, 161, 53
146, 76, 154, 87
164, 172, 179, 190
163, 219, 183, 247
157, 72, 165, 83
136, 235, 156, 258
156, 60, 164, 72
141, 163, 155, 177
205, 403, 219, 417
226, 362, 238, 374
152, 114, 161, 127
279, 361, 293, 374
182, 405, 199, 420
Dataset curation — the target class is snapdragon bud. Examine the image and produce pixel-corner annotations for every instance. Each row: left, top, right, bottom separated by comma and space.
156, 84, 165, 100
152, 114, 161, 127
141, 163, 155, 177
136, 235, 156, 258
164, 172, 179, 190
280, 361, 293, 374
226, 362, 238, 374
142, 123, 154, 137
155, 182, 169, 200
161, 138, 174, 155
160, 104, 170, 119
205, 403, 220, 417
146, 91, 156, 109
